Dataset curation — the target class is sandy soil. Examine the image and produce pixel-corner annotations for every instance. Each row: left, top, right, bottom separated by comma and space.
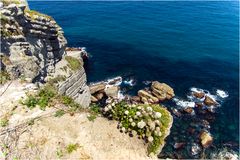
0, 81, 155, 160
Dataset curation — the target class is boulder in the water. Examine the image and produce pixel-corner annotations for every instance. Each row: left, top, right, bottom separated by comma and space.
193, 92, 205, 99
199, 131, 213, 148
151, 81, 175, 101
204, 96, 217, 106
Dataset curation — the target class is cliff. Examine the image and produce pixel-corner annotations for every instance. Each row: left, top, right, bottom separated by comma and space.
0, 0, 90, 107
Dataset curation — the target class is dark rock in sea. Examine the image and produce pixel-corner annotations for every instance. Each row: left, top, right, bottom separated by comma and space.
187, 127, 196, 134
200, 120, 210, 129
204, 96, 217, 106
184, 107, 194, 114
195, 102, 204, 108
174, 142, 186, 150
193, 92, 205, 99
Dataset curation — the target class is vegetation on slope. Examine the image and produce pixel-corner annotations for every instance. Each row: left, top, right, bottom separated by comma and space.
65, 56, 82, 71
103, 101, 172, 155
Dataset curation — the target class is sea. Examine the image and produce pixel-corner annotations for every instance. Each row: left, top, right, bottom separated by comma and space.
29, 1, 239, 158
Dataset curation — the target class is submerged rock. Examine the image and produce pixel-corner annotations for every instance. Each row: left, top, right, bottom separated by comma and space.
174, 142, 185, 149
151, 81, 175, 101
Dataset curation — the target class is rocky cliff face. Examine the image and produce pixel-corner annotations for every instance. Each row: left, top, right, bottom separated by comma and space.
1, 1, 66, 81
0, 1, 91, 107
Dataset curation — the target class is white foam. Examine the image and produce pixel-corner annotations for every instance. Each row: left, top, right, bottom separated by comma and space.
216, 89, 229, 98
106, 76, 122, 86
190, 87, 204, 93
173, 98, 195, 108
123, 79, 135, 86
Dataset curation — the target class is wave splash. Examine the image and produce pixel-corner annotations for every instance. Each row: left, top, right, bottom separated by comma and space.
173, 87, 229, 109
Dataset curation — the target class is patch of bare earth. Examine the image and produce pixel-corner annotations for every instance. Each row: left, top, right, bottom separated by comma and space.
0, 81, 155, 160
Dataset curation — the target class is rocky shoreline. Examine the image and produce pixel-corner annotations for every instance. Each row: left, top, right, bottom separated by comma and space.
0, 1, 238, 160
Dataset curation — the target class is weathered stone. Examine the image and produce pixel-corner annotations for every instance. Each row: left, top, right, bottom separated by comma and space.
56, 57, 91, 108
105, 86, 119, 99
138, 90, 159, 104
199, 131, 213, 148
131, 96, 141, 103
1, 2, 67, 82
89, 83, 106, 94
204, 96, 217, 106
193, 92, 205, 99
151, 81, 175, 101
95, 92, 104, 100
91, 96, 98, 103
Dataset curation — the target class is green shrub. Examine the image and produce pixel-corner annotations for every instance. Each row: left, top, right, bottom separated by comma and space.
22, 85, 57, 110
89, 103, 101, 114
0, 118, 9, 127
65, 56, 82, 71
66, 143, 79, 153
103, 102, 172, 155
23, 95, 38, 109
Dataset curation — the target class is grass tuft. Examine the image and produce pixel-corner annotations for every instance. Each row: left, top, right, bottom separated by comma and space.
66, 143, 79, 153
0, 71, 11, 84
65, 56, 82, 71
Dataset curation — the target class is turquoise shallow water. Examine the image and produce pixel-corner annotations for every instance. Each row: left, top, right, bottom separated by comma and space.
30, 1, 239, 158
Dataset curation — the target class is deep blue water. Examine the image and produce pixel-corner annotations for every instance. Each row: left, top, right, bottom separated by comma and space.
29, 1, 239, 158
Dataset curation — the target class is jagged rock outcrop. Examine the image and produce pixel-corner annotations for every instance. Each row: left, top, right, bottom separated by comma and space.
0, 1, 91, 107
151, 81, 175, 101
52, 50, 91, 108
1, 1, 66, 81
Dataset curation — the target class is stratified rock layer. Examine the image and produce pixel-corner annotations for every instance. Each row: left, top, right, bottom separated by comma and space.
1, 2, 91, 107
1, 3, 66, 81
